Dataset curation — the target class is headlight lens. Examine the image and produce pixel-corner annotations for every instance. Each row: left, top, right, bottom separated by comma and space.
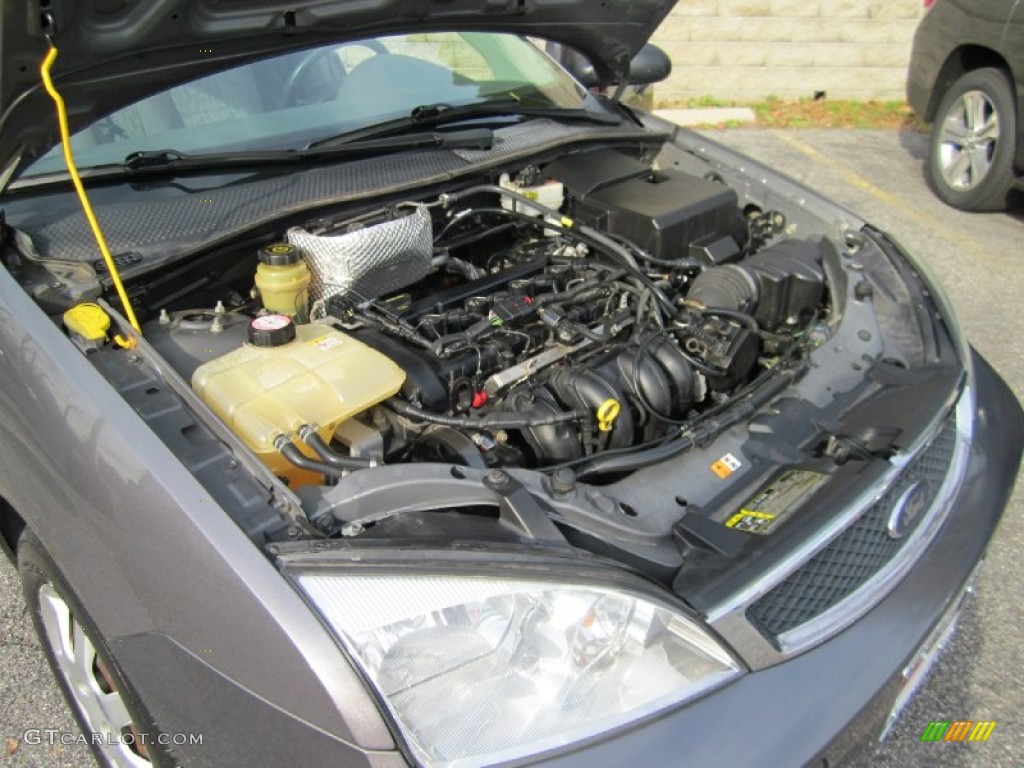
295, 573, 741, 767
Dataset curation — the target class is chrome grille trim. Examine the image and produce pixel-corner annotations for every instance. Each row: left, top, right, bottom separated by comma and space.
708, 385, 973, 664
747, 416, 959, 638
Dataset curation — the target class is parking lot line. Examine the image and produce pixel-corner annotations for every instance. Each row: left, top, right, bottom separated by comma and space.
769, 130, 998, 265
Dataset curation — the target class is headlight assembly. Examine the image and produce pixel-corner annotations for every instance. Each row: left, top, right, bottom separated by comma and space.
293, 572, 742, 767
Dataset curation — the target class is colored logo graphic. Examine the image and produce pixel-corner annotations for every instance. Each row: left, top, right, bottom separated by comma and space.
920, 720, 996, 742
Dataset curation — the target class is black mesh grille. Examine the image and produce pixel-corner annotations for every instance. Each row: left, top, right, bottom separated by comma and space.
747, 414, 959, 640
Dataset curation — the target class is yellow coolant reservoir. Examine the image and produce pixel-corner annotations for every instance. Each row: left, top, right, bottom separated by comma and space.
192, 315, 404, 486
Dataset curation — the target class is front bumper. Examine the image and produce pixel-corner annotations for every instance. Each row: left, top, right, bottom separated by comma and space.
110, 350, 1021, 767
537, 349, 1022, 768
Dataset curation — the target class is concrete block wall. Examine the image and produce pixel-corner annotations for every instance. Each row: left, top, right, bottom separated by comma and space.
650, 0, 926, 104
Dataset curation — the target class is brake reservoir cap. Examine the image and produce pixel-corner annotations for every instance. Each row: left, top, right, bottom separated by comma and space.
63, 303, 111, 342
248, 314, 297, 347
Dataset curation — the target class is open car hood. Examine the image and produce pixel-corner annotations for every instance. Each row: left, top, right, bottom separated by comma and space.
0, 0, 676, 177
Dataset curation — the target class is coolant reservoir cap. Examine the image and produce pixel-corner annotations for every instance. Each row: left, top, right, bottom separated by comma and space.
258, 242, 301, 266
248, 314, 296, 347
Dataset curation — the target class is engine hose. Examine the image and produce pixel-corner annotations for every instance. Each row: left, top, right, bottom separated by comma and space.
274, 436, 353, 480
636, 288, 652, 325
605, 232, 705, 270
534, 275, 617, 306
700, 306, 760, 333
354, 309, 434, 350
298, 427, 378, 469
387, 397, 584, 429
568, 322, 615, 343
430, 316, 497, 357
554, 217, 677, 319
444, 186, 679, 319
466, 204, 676, 320
447, 183, 571, 222
638, 253, 705, 270
569, 224, 678, 319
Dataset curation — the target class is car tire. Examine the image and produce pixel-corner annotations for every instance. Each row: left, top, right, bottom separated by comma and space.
18, 529, 174, 768
926, 67, 1018, 212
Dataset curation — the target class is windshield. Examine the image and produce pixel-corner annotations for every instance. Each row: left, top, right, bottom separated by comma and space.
25, 32, 585, 177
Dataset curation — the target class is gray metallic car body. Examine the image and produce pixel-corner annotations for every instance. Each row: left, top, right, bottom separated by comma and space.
2, 116, 1022, 764
0, 5, 1022, 767
0, 242, 399, 762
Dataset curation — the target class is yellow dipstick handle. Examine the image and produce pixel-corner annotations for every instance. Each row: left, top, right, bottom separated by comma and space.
596, 399, 621, 432
40, 46, 140, 344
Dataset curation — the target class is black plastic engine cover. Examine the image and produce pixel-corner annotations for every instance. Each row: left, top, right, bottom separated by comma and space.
547, 151, 739, 262
350, 328, 501, 410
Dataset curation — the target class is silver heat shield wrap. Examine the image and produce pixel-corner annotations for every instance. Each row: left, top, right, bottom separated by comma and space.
287, 205, 433, 307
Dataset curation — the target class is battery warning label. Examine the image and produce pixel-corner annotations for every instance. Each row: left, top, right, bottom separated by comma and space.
725, 469, 828, 535
711, 453, 743, 479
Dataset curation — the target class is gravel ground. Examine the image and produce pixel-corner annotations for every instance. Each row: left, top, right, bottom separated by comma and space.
1, 128, 1022, 767
0, 559, 89, 766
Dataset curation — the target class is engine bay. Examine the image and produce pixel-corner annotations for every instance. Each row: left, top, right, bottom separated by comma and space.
120, 148, 830, 495
6, 142, 853, 557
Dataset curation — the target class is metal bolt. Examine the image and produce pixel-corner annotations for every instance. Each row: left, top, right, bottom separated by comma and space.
550, 467, 576, 498
484, 469, 511, 489
342, 522, 365, 537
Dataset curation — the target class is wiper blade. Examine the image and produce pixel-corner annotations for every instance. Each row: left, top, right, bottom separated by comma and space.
122, 128, 494, 174
9, 128, 494, 191
310, 100, 620, 149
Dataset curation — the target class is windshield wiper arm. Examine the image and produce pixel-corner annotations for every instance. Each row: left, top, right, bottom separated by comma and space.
309, 100, 620, 149
121, 128, 494, 175
7, 129, 494, 191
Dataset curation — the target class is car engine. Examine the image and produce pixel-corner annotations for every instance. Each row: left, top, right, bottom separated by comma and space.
138, 148, 829, 486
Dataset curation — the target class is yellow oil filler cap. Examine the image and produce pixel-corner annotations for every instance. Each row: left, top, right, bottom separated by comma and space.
64, 303, 110, 351
596, 399, 621, 432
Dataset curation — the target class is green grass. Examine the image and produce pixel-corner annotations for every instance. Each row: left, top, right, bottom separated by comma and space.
656, 95, 929, 132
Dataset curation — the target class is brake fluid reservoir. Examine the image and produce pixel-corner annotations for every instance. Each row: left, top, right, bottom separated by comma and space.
191, 315, 404, 484
499, 173, 565, 236
254, 243, 311, 322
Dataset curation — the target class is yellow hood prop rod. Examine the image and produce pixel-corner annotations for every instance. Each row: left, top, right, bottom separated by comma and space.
40, 45, 140, 346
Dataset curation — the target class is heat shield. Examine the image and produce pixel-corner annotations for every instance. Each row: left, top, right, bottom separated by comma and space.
288, 205, 433, 308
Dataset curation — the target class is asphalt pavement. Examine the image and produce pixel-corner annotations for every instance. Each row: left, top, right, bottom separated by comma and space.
1, 128, 1022, 767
